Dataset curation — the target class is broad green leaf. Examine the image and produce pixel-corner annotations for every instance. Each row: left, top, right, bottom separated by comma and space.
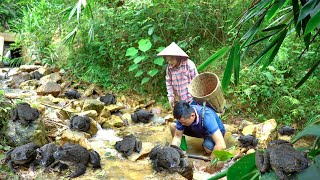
148, 26, 155, 35
304, 10, 320, 36
156, 46, 165, 53
208, 169, 228, 180
222, 46, 234, 92
126, 47, 138, 57
147, 69, 159, 77
260, 171, 278, 180
153, 57, 164, 66
296, 59, 320, 88
141, 77, 150, 85
138, 39, 152, 52
134, 70, 143, 77
291, 124, 320, 143
133, 56, 146, 64
128, 64, 138, 71
0, 90, 3, 95
213, 150, 234, 161
197, 47, 228, 72
297, 0, 318, 23
292, 0, 300, 25
261, 29, 288, 70
233, 43, 240, 86
227, 153, 258, 180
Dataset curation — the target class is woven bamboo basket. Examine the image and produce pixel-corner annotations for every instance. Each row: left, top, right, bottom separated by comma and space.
189, 72, 226, 113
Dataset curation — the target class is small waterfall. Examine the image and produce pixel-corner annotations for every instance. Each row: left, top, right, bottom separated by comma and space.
90, 123, 122, 142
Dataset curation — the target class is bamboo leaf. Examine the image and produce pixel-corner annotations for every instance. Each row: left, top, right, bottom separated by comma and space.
246, 30, 280, 47
63, 26, 78, 43
250, 34, 279, 66
141, 77, 150, 85
197, 47, 229, 72
262, 24, 287, 32
233, 43, 240, 86
291, 124, 320, 143
222, 47, 234, 92
304, 10, 320, 36
295, 59, 320, 88
297, 0, 318, 23
261, 29, 288, 70
266, 0, 286, 21
292, 0, 300, 25
241, 11, 266, 41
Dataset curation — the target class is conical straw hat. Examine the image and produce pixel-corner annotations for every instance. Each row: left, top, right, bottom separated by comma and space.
157, 42, 189, 57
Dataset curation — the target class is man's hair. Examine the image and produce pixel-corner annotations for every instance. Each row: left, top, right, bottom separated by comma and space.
173, 101, 195, 119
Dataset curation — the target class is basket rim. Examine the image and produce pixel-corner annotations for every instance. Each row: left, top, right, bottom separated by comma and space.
189, 72, 220, 99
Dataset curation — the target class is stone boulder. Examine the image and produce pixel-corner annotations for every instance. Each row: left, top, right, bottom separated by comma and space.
19, 65, 42, 72
36, 81, 62, 97
83, 99, 105, 114
39, 72, 61, 85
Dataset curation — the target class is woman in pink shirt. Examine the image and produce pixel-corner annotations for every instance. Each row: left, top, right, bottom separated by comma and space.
157, 42, 198, 108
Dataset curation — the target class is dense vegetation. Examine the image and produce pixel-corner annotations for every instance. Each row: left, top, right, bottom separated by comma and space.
1, 0, 319, 127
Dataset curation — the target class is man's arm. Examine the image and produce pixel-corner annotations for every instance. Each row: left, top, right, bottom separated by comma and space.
210, 129, 226, 159
171, 129, 184, 147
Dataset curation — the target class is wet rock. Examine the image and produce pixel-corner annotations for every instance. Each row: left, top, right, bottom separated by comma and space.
36, 81, 62, 97
77, 110, 98, 119
19, 65, 42, 72
39, 72, 61, 85
151, 115, 166, 125
82, 99, 104, 114
37, 66, 53, 75
5, 119, 47, 146
224, 132, 238, 148
19, 79, 41, 90
57, 129, 92, 150
164, 114, 175, 123
224, 124, 237, 134
103, 104, 124, 112
9, 72, 32, 88
102, 115, 124, 128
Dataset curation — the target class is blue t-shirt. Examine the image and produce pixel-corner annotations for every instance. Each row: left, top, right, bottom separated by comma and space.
176, 104, 225, 138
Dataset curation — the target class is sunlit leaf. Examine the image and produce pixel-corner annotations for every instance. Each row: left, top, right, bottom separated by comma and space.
148, 26, 155, 35
138, 39, 152, 52
156, 46, 165, 53
147, 69, 159, 77
304, 10, 320, 36
233, 43, 240, 86
291, 124, 320, 143
141, 77, 150, 85
262, 24, 286, 32
222, 46, 235, 92
134, 70, 143, 77
213, 150, 234, 161
246, 30, 280, 47
296, 59, 320, 88
133, 56, 146, 64
261, 29, 288, 70
227, 153, 258, 180
128, 64, 138, 71
208, 169, 228, 180
153, 57, 164, 66
265, 0, 286, 21
125, 47, 138, 57
241, 11, 266, 42
197, 47, 229, 72
297, 0, 318, 23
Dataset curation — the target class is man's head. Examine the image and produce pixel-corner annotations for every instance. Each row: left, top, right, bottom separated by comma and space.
173, 101, 196, 126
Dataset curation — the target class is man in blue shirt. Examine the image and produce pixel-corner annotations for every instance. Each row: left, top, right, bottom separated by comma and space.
171, 101, 226, 159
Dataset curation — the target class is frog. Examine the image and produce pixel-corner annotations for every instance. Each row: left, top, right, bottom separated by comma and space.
53, 143, 101, 178
64, 90, 81, 99
149, 144, 187, 173
256, 140, 310, 180
131, 109, 154, 123
114, 134, 142, 157
278, 125, 296, 136
35, 143, 59, 170
3, 142, 39, 173
100, 93, 116, 105
238, 134, 258, 148
69, 115, 91, 133
10, 102, 40, 125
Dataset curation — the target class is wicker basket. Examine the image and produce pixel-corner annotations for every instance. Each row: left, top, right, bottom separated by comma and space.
189, 72, 226, 113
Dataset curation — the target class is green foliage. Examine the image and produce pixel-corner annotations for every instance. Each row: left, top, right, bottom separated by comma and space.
211, 150, 234, 165
126, 38, 165, 85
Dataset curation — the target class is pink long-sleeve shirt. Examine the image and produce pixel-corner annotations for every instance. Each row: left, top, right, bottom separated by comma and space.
166, 59, 198, 104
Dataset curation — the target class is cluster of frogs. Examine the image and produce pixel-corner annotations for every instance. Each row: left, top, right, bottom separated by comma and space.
2, 142, 101, 178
